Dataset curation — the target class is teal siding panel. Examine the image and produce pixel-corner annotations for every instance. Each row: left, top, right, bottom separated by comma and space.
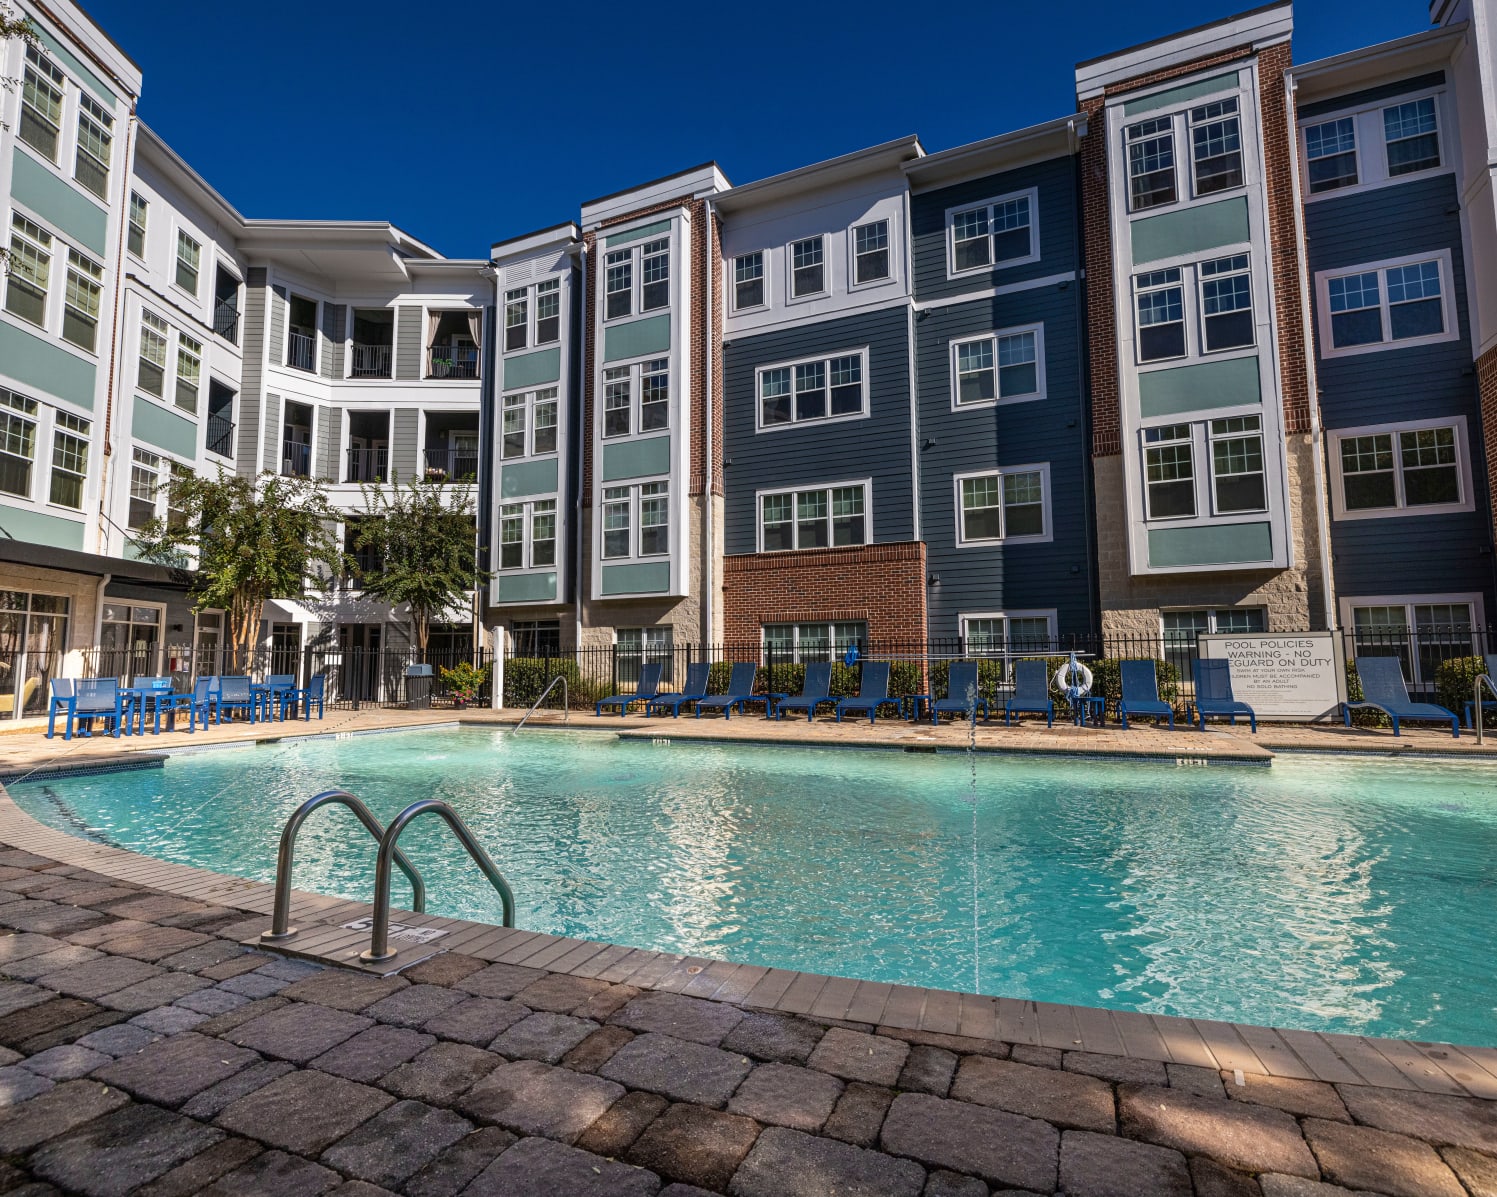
603, 314, 671, 362
0, 501, 84, 550
1147, 521, 1273, 568
601, 436, 670, 482
1131, 197, 1249, 264
1124, 72, 1239, 116
11, 148, 108, 255
0, 321, 95, 409
498, 572, 558, 602
502, 347, 561, 389
600, 562, 670, 595
1138, 356, 1261, 417
500, 458, 559, 498
131, 397, 196, 459
605, 219, 671, 247
33, 27, 115, 105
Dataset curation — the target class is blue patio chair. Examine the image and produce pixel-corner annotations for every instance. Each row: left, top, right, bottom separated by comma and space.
834, 661, 902, 724
1191, 659, 1256, 733
1117, 660, 1174, 730
1344, 656, 1459, 737
260, 673, 296, 720
694, 662, 758, 719
595, 661, 663, 717
1464, 654, 1497, 729
932, 661, 989, 725
64, 678, 128, 740
279, 674, 327, 721
646, 662, 711, 717
214, 676, 258, 723
775, 661, 835, 721
174, 676, 219, 732
45, 679, 75, 739
1005, 659, 1054, 728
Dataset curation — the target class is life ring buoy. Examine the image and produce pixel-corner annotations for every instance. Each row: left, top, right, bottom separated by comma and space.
1054, 661, 1093, 695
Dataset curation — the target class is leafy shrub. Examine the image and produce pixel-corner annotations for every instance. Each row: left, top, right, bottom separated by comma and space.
503, 657, 585, 710
1435, 655, 1495, 727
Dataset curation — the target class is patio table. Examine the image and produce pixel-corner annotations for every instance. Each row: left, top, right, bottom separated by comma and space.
120, 687, 173, 735
250, 681, 296, 721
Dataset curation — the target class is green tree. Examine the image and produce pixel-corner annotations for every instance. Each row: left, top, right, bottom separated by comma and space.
354, 475, 484, 658
1, 4, 37, 275
136, 470, 342, 671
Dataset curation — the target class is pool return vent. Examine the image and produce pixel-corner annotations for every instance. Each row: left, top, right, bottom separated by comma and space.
512, 675, 569, 733
262, 790, 516, 965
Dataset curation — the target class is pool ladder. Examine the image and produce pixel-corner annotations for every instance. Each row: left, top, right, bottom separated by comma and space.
512, 674, 568, 733
261, 789, 515, 964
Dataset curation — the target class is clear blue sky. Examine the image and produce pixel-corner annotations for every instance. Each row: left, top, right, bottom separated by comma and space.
89, 0, 1428, 257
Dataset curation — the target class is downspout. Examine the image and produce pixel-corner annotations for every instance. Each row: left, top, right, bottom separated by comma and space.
98, 108, 138, 557
1285, 73, 1338, 632
1069, 117, 1101, 635
903, 187, 920, 545
702, 198, 716, 646
574, 241, 588, 651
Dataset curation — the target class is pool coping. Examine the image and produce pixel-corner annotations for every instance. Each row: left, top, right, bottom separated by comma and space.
2, 760, 1495, 1098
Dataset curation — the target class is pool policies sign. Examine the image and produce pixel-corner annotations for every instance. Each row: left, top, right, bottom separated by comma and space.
1198, 632, 1346, 721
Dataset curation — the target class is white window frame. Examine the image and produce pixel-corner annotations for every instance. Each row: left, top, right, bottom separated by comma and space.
602, 232, 671, 323
760, 621, 866, 665
599, 478, 670, 563
1314, 249, 1458, 359
1340, 593, 1485, 688
754, 478, 872, 554
1298, 89, 1450, 204
753, 346, 870, 433
18, 45, 66, 166
1327, 415, 1474, 521
952, 463, 1053, 547
1205, 414, 1268, 517
500, 387, 561, 460
958, 610, 1058, 652
848, 218, 893, 291
504, 276, 563, 352
497, 497, 558, 572
600, 356, 670, 440
0, 389, 40, 502
127, 192, 148, 261
1301, 114, 1362, 196
174, 227, 201, 298
948, 322, 1046, 410
787, 234, 827, 303
47, 409, 90, 511
944, 187, 1040, 279
732, 250, 767, 312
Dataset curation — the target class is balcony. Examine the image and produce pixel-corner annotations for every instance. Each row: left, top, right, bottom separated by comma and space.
206, 413, 235, 458
286, 330, 315, 373
213, 300, 239, 345
424, 447, 479, 483
350, 343, 392, 379
346, 445, 389, 484
350, 309, 395, 379
427, 343, 478, 380
281, 440, 311, 478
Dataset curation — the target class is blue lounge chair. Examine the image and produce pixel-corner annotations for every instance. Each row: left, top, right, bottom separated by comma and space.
215, 676, 258, 723
694, 662, 758, 719
1005, 659, 1054, 728
1191, 659, 1256, 733
279, 674, 327, 721
834, 661, 902, 723
646, 662, 711, 717
45, 679, 75, 739
63, 678, 128, 739
1117, 660, 1174, 730
932, 661, 989, 725
595, 662, 663, 717
1344, 655, 1458, 737
775, 661, 835, 721
1463, 654, 1497, 729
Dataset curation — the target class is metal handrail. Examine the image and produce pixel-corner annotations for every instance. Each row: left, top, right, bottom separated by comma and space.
513, 674, 568, 733
261, 789, 426, 943
360, 799, 515, 963
1477, 673, 1496, 746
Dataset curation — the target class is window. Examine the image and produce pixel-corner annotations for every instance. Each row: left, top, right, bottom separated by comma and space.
759, 483, 867, 551
504, 288, 527, 351
511, 620, 560, 656
853, 220, 890, 285
948, 192, 1035, 273
75, 95, 112, 200
48, 412, 88, 509
790, 236, 824, 298
602, 481, 669, 560
1190, 97, 1243, 195
1384, 97, 1439, 176
604, 234, 670, 320
127, 192, 147, 258
175, 230, 200, 295
0, 390, 38, 498
175, 335, 201, 414
1321, 254, 1452, 353
128, 447, 161, 529
535, 280, 560, 344
757, 350, 867, 429
1198, 254, 1253, 352
956, 467, 1048, 544
1209, 415, 1265, 513
1305, 117, 1358, 193
5, 215, 51, 328
1348, 598, 1479, 689
1136, 268, 1185, 362
1144, 424, 1194, 519
499, 498, 556, 569
961, 613, 1056, 654
617, 627, 673, 685
504, 279, 560, 350
762, 622, 864, 664
62, 250, 102, 352
19, 46, 64, 162
1127, 116, 1177, 210
137, 311, 168, 397
952, 327, 1043, 406
0, 590, 70, 719
602, 358, 668, 438
167, 462, 191, 530
1163, 607, 1265, 679
501, 388, 559, 459
1334, 421, 1468, 516
640, 238, 669, 311
734, 251, 764, 310
604, 249, 631, 319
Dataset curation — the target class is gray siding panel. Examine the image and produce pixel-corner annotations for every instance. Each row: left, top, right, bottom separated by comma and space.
1296, 71, 1444, 120
392, 409, 419, 481
236, 275, 267, 477
262, 393, 282, 475
1307, 173, 1494, 609
320, 407, 342, 482
320, 304, 345, 380
395, 306, 422, 380
722, 305, 914, 556
268, 286, 286, 366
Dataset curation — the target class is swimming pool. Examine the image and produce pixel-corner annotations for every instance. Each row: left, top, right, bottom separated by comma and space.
8, 727, 1495, 1044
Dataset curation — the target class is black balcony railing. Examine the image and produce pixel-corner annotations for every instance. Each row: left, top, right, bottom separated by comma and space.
286, 330, 315, 372
281, 440, 311, 477
424, 447, 479, 482
427, 343, 479, 380
346, 446, 389, 484
206, 413, 235, 458
213, 300, 239, 345
350, 343, 392, 379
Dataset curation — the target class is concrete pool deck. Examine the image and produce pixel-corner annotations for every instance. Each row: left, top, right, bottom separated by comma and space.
0, 718, 1493, 1194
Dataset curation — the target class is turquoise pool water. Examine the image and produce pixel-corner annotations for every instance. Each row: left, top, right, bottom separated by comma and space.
8, 728, 1496, 1044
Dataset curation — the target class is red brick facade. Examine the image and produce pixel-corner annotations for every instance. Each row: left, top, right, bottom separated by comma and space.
1479, 343, 1497, 545
721, 542, 928, 645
